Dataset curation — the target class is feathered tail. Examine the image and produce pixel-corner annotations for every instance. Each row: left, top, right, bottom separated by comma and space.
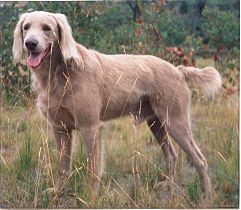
177, 65, 222, 98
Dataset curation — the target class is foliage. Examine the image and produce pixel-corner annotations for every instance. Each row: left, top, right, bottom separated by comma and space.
201, 6, 239, 49
0, 5, 30, 105
147, 8, 189, 46
0, 1, 239, 103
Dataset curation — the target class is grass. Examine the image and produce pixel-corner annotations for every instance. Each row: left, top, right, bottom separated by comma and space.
0, 89, 239, 208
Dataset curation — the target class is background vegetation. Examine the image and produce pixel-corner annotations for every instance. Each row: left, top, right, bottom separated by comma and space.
0, 0, 239, 208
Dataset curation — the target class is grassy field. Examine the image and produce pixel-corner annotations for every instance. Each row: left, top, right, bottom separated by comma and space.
0, 76, 239, 208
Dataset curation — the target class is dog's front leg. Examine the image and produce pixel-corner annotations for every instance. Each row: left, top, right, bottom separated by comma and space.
52, 126, 73, 191
80, 123, 102, 198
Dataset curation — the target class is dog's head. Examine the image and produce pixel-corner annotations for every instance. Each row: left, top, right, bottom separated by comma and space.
12, 11, 81, 70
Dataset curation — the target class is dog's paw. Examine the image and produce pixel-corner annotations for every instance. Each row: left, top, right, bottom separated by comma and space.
199, 190, 213, 207
156, 179, 171, 191
43, 187, 58, 197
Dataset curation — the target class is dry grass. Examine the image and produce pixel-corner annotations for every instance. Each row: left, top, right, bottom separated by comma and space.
0, 90, 239, 208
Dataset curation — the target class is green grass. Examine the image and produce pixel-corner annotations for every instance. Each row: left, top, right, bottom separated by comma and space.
192, 95, 239, 207
187, 175, 201, 203
0, 91, 239, 208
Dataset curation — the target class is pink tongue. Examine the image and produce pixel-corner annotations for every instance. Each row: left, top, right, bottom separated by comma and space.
27, 52, 44, 68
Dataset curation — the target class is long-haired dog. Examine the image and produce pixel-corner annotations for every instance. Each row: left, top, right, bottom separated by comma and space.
12, 11, 221, 200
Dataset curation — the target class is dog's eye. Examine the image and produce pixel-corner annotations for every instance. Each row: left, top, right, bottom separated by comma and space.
23, 24, 30, 30
42, 24, 51, 31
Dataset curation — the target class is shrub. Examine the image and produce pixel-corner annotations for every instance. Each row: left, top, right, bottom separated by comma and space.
0, 2, 239, 104
201, 7, 239, 49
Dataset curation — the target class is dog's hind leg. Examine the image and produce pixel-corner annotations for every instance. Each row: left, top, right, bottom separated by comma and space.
147, 116, 177, 186
150, 92, 212, 203
165, 114, 212, 202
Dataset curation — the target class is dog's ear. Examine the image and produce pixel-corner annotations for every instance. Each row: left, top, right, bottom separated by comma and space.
12, 13, 28, 64
52, 13, 83, 68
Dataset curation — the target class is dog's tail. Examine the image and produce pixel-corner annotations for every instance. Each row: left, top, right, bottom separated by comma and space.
177, 65, 222, 98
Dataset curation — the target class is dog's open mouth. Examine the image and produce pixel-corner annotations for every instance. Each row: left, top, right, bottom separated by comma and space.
27, 46, 51, 69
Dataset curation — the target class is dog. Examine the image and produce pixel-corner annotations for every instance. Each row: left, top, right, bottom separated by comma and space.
12, 11, 221, 200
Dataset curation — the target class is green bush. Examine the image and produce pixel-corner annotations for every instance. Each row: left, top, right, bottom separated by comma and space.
150, 9, 189, 46
201, 7, 239, 49
0, 1, 239, 104
0, 5, 29, 105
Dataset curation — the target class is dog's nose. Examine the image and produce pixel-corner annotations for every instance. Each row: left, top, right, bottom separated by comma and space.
25, 39, 38, 50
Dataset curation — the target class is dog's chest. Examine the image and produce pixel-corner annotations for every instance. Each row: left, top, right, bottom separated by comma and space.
37, 92, 75, 129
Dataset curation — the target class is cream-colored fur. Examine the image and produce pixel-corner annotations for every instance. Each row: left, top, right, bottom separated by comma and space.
177, 65, 222, 98
13, 13, 28, 64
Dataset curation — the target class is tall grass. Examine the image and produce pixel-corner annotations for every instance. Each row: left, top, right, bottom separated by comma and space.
0, 91, 239, 208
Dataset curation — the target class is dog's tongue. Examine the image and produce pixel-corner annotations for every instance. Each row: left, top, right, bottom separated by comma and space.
27, 51, 44, 68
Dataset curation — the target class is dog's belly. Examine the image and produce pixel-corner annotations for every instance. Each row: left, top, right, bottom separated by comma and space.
100, 95, 154, 123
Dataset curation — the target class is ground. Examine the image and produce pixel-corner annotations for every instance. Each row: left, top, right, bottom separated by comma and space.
0, 83, 239, 208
